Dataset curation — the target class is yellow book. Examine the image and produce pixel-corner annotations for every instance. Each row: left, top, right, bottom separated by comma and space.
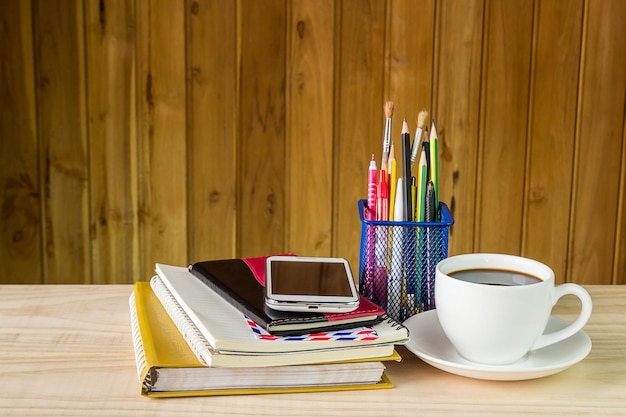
130, 282, 399, 397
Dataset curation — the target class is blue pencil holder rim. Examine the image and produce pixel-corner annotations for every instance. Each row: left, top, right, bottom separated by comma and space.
357, 199, 455, 227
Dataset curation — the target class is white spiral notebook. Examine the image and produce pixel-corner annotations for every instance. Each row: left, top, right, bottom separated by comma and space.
151, 263, 408, 364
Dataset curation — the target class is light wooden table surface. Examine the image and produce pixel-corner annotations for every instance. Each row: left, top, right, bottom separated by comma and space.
1, 285, 624, 416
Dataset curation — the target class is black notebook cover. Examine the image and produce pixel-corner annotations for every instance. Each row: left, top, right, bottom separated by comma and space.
188, 256, 385, 336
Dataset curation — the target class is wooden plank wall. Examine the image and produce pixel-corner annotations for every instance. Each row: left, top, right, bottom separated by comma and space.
1, 0, 625, 285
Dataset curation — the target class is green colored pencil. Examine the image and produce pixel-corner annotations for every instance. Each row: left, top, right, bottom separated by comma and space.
429, 121, 439, 215
417, 150, 427, 222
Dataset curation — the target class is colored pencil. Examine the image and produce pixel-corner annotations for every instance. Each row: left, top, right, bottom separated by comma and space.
388, 141, 397, 219
401, 119, 412, 221
429, 121, 439, 215
425, 180, 435, 222
411, 177, 417, 221
416, 150, 428, 222
422, 127, 430, 184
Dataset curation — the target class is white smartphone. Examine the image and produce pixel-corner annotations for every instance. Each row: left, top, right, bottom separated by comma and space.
264, 256, 360, 313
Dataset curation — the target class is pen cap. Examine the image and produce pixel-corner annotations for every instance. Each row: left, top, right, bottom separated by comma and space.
376, 172, 389, 221
393, 178, 404, 222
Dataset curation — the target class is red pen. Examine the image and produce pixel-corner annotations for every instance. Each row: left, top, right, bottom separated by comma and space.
376, 171, 388, 221
367, 155, 377, 220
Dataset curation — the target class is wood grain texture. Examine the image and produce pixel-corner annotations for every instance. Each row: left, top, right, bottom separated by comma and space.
85, 0, 139, 283
475, 0, 533, 255
385, 0, 435, 141
286, 0, 334, 257
617, 117, 626, 285
187, 0, 237, 262
523, 0, 584, 283
385, 0, 436, 202
333, 0, 386, 270
0, 0, 625, 284
1, 284, 624, 415
433, 0, 484, 257
238, 0, 286, 258
0, 0, 41, 283
568, 0, 626, 285
33, 0, 91, 283
136, 0, 187, 278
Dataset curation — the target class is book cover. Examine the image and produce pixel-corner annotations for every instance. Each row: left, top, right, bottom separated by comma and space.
149, 274, 397, 366
130, 282, 397, 397
188, 255, 387, 335
153, 264, 409, 356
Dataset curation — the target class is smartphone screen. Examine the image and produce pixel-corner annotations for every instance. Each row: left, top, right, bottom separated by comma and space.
265, 256, 359, 312
270, 260, 354, 297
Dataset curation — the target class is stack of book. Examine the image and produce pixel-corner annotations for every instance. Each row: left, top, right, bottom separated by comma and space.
129, 256, 409, 397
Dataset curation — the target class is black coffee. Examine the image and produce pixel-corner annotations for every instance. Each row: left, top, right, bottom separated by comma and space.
448, 268, 542, 286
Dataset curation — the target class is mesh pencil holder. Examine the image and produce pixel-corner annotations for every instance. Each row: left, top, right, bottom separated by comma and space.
357, 199, 454, 322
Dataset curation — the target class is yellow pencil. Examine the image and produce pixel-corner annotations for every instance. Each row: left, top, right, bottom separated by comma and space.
411, 177, 417, 221
388, 141, 397, 219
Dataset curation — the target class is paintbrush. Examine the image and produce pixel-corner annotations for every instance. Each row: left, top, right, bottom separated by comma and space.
411, 109, 428, 172
381, 101, 395, 172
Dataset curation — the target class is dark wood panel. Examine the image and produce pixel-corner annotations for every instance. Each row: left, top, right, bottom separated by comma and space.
238, 0, 287, 257
333, 0, 387, 270
523, 0, 584, 283
286, 0, 335, 257
136, 0, 188, 279
0, 0, 42, 284
86, 0, 139, 283
475, 0, 533, 255
434, 0, 484, 257
569, 0, 626, 285
33, 0, 91, 284
187, 0, 237, 263
386, 0, 436, 135
0, 0, 624, 284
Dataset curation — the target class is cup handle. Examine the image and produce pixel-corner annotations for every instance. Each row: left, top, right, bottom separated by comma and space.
531, 283, 592, 351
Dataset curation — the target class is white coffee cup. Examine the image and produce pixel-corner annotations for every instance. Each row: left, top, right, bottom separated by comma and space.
435, 253, 592, 366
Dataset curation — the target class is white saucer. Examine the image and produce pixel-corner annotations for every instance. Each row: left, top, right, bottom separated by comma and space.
403, 310, 592, 381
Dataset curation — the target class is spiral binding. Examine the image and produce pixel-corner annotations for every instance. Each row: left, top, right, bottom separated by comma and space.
150, 275, 215, 366
380, 313, 409, 334
128, 293, 147, 382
